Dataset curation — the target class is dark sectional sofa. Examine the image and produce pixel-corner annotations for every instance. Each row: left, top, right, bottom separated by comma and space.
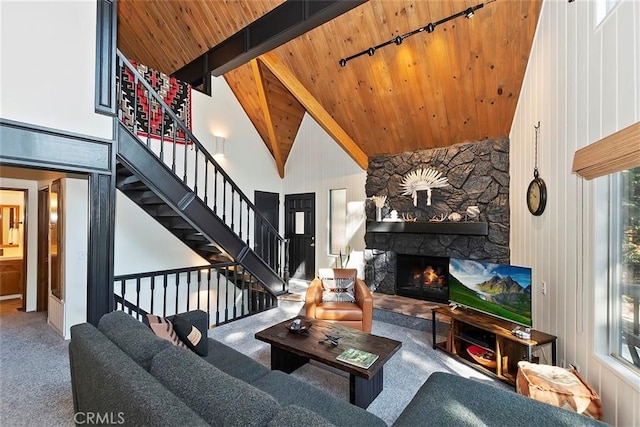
69, 310, 606, 426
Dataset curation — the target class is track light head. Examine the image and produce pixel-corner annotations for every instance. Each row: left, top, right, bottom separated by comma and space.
337, 1, 492, 68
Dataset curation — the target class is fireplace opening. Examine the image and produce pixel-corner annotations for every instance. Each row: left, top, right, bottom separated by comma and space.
396, 254, 450, 303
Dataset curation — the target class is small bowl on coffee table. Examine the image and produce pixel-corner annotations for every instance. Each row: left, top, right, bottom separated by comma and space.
285, 318, 312, 334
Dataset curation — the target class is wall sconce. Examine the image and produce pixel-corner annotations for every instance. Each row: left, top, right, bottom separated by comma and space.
214, 135, 226, 158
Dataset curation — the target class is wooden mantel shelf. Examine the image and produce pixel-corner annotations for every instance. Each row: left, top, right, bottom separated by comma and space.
366, 221, 489, 236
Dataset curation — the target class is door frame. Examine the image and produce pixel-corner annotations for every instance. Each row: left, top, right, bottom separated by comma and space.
254, 191, 280, 271
37, 186, 49, 312
0, 187, 28, 311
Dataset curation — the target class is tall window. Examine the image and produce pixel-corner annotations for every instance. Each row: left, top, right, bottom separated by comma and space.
329, 189, 346, 256
595, 0, 621, 26
611, 166, 640, 371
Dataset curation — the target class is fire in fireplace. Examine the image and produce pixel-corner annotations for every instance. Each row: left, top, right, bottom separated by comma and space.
396, 254, 450, 303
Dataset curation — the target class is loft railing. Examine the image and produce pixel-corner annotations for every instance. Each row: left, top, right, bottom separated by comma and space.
114, 263, 278, 326
116, 50, 288, 292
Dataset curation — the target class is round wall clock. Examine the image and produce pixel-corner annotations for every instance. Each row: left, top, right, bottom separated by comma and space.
527, 170, 547, 216
527, 121, 546, 216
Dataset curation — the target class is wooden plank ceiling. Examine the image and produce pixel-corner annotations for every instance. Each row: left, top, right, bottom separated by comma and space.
118, 0, 543, 177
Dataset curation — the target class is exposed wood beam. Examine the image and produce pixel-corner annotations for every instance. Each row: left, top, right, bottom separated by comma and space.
258, 53, 368, 170
251, 59, 285, 178
173, 0, 367, 83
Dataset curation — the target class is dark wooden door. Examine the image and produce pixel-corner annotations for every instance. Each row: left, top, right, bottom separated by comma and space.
284, 193, 315, 280
254, 191, 279, 271
37, 187, 49, 312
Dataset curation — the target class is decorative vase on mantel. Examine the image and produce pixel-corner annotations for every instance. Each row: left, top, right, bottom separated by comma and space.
371, 195, 387, 222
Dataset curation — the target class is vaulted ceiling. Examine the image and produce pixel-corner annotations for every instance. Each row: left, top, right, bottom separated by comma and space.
117, 0, 543, 177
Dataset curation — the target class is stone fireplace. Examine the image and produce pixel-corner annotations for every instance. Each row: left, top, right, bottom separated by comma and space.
364, 138, 510, 301
396, 254, 450, 303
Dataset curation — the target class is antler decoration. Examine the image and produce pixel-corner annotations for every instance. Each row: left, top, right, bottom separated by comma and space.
400, 168, 449, 206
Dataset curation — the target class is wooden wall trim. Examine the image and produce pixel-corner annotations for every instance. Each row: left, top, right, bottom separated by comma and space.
0, 119, 113, 173
95, 0, 117, 115
87, 172, 115, 324
0, 119, 116, 326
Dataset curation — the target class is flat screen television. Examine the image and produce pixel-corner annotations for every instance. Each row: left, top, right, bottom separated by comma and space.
448, 258, 532, 327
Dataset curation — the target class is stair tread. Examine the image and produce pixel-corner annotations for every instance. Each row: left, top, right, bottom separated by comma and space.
117, 130, 285, 299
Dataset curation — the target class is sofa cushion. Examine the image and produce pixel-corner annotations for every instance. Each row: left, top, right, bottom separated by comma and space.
203, 338, 270, 383
393, 372, 606, 427
167, 310, 208, 338
172, 314, 208, 356
269, 405, 336, 427
69, 323, 209, 426
146, 314, 187, 348
98, 310, 172, 371
251, 370, 386, 427
151, 346, 279, 427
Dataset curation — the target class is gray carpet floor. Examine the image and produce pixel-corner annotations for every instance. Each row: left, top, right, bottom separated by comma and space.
0, 300, 508, 426
209, 300, 510, 426
0, 311, 75, 426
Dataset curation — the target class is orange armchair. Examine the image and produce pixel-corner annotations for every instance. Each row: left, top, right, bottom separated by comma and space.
305, 268, 373, 333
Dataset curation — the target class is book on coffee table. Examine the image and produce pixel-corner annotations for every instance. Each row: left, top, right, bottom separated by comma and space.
336, 348, 379, 369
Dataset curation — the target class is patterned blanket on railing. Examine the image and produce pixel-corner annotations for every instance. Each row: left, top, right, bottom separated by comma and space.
119, 60, 192, 143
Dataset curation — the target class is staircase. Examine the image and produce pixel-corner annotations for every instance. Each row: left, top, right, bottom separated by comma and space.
115, 161, 227, 264
113, 51, 288, 324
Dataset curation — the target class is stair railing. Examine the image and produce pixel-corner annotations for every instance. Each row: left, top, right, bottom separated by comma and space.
114, 263, 278, 326
116, 50, 288, 293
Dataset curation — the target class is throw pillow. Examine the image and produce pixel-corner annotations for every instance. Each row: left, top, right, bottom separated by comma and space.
321, 277, 356, 302
172, 314, 208, 356
146, 314, 187, 349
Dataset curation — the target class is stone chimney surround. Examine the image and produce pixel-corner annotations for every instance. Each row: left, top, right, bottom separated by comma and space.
364, 137, 510, 296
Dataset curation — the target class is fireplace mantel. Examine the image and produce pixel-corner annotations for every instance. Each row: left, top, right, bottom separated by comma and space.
366, 221, 488, 236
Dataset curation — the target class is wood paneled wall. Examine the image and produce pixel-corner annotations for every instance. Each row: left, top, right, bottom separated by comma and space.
509, 1, 640, 425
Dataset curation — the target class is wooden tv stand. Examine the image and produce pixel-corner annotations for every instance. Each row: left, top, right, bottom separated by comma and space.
431, 306, 557, 387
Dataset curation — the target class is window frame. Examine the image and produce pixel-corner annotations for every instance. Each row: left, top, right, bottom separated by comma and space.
328, 188, 347, 257
595, 170, 640, 380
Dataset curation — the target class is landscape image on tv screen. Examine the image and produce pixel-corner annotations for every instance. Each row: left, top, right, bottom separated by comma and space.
448, 258, 532, 327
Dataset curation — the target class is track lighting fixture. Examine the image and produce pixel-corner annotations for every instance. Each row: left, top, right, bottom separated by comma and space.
338, 0, 496, 67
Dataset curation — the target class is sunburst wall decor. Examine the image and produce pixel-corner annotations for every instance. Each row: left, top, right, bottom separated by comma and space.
400, 168, 449, 206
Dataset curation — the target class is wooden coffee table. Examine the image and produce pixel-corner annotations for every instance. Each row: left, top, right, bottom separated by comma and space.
255, 315, 402, 408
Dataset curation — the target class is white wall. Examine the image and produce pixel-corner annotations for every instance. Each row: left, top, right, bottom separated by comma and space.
0, 0, 112, 139
191, 77, 283, 196
114, 192, 207, 275
509, 0, 640, 425
62, 177, 88, 338
284, 114, 367, 276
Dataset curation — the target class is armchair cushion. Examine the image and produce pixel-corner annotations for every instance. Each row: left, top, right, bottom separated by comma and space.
315, 302, 363, 321
306, 268, 373, 333
321, 277, 356, 302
